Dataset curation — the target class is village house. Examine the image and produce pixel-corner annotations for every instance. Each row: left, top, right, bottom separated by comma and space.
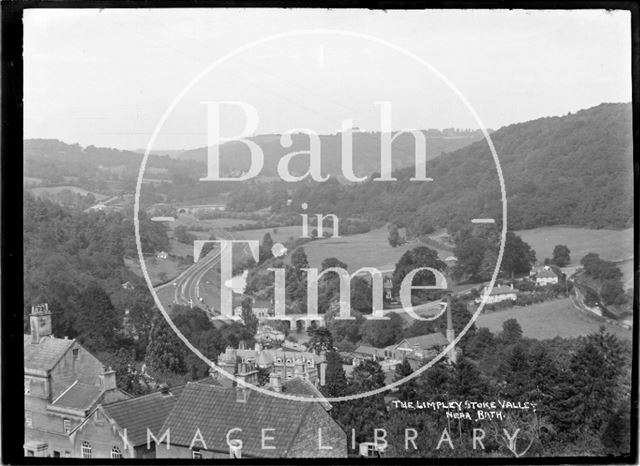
67, 385, 184, 459
24, 304, 129, 458
384, 332, 450, 364
475, 284, 518, 304
156, 377, 347, 459
534, 266, 560, 286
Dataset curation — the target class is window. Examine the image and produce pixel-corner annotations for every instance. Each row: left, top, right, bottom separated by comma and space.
26, 450, 34, 457
64, 451, 71, 458
192, 449, 202, 459
24, 378, 31, 395
81, 441, 91, 459
63, 418, 71, 434
53, 451, 60, 458
111, 446, 122, 459
25, 411, 33, 428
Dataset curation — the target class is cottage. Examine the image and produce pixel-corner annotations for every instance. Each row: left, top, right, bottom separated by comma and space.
385, 332, 449, 362
476, 285, 518, 304
535, 266, 559, 286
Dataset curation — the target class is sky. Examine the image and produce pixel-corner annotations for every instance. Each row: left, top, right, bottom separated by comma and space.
24, 8, 632, 151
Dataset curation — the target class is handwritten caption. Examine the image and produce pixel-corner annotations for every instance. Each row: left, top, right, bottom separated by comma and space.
391, 400, 538, 422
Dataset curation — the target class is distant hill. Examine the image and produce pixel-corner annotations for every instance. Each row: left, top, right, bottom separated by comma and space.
296, 103, 633, 231
176, 129, 485, 179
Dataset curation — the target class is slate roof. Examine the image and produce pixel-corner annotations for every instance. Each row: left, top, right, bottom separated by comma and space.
488, 285, 517, 295
50, 381, 102, 411
161, 382, 322, 457
282, 377, 331, 411
353, 345, 380, 356
102, 388, 183, 446
537, 269, 558, 278
24, 334, 75, 373
403, 332, 449, 350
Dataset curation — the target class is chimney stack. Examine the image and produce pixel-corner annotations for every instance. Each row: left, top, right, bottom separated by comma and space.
319, 362, 327, 387
269, 373, 282, 392
100, 367, 117, 391
29, 303, 53, 344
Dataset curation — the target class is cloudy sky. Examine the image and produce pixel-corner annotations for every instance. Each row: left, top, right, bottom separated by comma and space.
24, 8, 632, 151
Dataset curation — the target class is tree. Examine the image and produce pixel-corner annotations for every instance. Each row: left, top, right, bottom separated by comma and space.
174, 225, 196, 245
145, 313, 188, 377
323, 350, 348, 397
240, 297, 259, 336
501, 231, 536, 278
388, 223, 401, 247
394, 359, 416, 401
600, 279, 625, 306
259, 232, 274, 263
392, 246, 446, 302
552, 244, 571, 267
453, 236, 489, 280
361, 312, 404, 348
75, 282, 121, 353
500, 318, 523, 345
466, 327, 496, 360
307, 327, 334, 354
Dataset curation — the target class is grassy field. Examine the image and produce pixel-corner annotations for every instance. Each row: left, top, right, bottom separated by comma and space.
173, 214, 258, 231
476, 298, 631, 341
125, 255, 188, 286
27, 185, 109, 200
515, 226, 633, 265
233, 225, 304, 244
303, 227, 451, 272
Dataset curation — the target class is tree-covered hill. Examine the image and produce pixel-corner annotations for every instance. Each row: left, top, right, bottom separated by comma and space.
293, 102, 633, 232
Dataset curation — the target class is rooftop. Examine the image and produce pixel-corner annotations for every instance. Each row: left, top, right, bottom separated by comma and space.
403, 332, 449, 350
102, 387, 184, 446
161, 382, 333, 457
50, 381, 102, 412
24, 334, 75, 373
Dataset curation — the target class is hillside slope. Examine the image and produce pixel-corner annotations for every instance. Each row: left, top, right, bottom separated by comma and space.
177, 129, 484, 179
314, 103, 633, 231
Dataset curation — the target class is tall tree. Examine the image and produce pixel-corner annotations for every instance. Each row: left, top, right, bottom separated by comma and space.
145, 313, 188, 377
552, 244, 571, 267
240, 297, 259, 336
392, 246, 446, 302
323, 350, 348, 397
394, 359, 416, 401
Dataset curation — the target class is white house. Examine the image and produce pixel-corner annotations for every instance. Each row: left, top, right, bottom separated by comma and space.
535, 266, 559, 286
476, 285, 518, 304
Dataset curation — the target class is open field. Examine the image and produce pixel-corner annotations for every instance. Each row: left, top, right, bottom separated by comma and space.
515, 226, 633, 265
125, 255, 188, 286
476, 298, 631, 341
304, 227, 451, 272
173, 214, 258, 231
234, 225, 304, 244
27, 185, 109, 200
